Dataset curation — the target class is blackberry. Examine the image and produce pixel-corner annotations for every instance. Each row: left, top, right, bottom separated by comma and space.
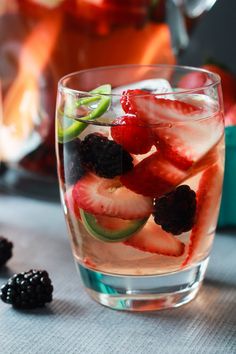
0, 269, 53, 309
153, 185, 197, 235
59, 139, 85, 185
79, 133, 133, 178
0, 236, 13, 267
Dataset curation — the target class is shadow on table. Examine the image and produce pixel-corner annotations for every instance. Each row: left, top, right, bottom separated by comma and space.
130, 278, 236, 327
1, 298, 86, 317
204, 277, 236, 290
50, 298, 87, 317
0, 266, 14, 280
217, 227, 236, 237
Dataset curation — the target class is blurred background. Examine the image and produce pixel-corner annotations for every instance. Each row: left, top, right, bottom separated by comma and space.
0, 0, 235, 226
179, 0, 236, 73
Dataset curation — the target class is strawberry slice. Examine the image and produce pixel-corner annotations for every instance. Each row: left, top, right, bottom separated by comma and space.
120, 89, 150, 114
182, 163, 223, 267
130, 96, 201, 123
64, 187, 81, 220
127, 94, 222, 170
124, 216, 185, 257
120, 151, 187, 197
72, 173, 153, 220
157, 139, 193, 170
122, 94, 200, 170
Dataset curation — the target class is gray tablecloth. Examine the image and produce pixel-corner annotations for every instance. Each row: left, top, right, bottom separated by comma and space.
0, 195, 235, 354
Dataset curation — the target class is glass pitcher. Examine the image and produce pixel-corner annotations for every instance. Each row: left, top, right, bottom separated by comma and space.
0, 0, 217, 198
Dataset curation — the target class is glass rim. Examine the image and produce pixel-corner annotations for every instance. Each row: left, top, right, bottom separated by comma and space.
58, 64, 221, 97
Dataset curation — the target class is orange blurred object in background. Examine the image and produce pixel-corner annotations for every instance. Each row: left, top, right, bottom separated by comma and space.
0, 0, 175, 180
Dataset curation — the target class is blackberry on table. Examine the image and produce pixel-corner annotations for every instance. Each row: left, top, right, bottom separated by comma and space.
79, 133, 133, 178
153, 185, 197, 235
0, 236, 13, 267
0, 269, 53, 309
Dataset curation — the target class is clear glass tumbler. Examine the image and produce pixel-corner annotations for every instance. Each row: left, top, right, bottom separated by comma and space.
56, 65, 225, 311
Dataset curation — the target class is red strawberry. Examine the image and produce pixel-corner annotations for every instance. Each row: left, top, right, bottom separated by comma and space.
130, 96, 201, 123
124, 216, 185, 257
120, 89, 150, 114
72, 173, 153, 219
64, 187, 81, 220
182, 163, 223, 267
128, 95, 222, 171
157, 139, 193, 170
120, 151, 187, 197
128, 95, 200, 171
111, 115, 154, 154
224, 103, 236, 126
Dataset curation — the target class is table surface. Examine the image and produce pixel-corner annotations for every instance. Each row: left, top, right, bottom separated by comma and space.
0, 194, 235, 354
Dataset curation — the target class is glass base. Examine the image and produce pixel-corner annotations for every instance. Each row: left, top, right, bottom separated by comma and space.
77, 257, 209, 311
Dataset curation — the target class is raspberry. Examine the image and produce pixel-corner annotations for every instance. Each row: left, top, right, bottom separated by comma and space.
153, 185, 197, 235
0, 236, 13, 267
0, 270, 53, 309
111, 115, 154, 154
79, 133, 133, 178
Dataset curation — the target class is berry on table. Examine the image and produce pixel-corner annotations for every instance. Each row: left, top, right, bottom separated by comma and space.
0, 236, 13, 267
0, 270, 53, 309
79, 133, 133, 178
153, 185, 197, 235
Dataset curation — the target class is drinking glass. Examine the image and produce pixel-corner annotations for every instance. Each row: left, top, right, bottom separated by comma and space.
56, 65, 225, 311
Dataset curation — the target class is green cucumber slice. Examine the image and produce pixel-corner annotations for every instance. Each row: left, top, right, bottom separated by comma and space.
58, 84, 111, 143
80, 210, 147, 242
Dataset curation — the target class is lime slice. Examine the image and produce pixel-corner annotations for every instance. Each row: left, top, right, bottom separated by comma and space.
58, 84, 111, 143
80, 210, 147, 243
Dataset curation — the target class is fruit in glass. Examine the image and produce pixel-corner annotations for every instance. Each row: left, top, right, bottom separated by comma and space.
56, 64, 224, 311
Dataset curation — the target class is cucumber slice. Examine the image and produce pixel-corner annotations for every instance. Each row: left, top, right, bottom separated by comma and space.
80, 210, 147, 242
58, 84, 111, 143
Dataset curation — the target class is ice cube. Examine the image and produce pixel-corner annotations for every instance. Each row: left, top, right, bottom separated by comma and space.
111, 79, 174, 117
112, 78, 173, 97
